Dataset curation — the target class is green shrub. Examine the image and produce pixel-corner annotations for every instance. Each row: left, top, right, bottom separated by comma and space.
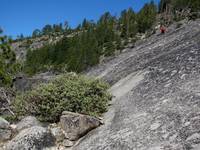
13, 73, 112, 122
2, 115, 18, 123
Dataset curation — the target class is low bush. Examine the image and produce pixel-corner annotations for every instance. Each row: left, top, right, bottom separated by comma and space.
13, 73, 112, 122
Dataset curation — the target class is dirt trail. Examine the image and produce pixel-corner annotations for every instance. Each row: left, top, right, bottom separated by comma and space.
74, 20, 200, 150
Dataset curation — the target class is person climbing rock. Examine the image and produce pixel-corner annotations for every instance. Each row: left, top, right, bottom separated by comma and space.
160, 24, 166, 34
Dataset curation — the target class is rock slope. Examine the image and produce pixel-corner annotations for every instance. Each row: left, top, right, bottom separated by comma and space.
74, 20, 200, 150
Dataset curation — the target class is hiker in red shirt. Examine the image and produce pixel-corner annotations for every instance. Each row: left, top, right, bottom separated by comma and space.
160, 24, 166, 34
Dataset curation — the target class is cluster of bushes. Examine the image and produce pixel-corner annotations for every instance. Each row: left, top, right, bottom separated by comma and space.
13, 73, 112, 122
24, 1, 157, 75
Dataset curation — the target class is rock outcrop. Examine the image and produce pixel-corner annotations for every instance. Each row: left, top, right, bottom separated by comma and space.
49, 124, 65, 143
6, 126, 55, 150
60, 111, 102, 141
0, 117, 12, 142
15, 116, 41, 132
1, 111, 102, 149
73, 19, 200, 150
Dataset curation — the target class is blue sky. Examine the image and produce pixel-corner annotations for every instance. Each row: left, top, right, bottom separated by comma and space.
0, 0, 160, 38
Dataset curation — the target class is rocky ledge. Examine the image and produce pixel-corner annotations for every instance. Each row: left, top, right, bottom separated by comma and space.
0, 112, 102, 150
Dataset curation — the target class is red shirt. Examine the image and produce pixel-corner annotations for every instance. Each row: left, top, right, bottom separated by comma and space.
160, 26, 166, 33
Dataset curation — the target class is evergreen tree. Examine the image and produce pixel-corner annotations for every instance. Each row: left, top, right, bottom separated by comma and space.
0, 29, 19, 86
42, 24, 53, 35
137, 1, 157, 33
159, 0, 172, 13
24, 2, 161, 75
119, 8, 138, 38
53, 23, 63, 33
32, 29, 41, 37
82, 19, 90, 30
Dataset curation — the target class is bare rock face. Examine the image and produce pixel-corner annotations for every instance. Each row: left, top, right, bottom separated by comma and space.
74, 20, 200, 150
0, 117, 12, 142
6, 126, 55, 150
60, 111, 102, 141
15, 116, 41, 132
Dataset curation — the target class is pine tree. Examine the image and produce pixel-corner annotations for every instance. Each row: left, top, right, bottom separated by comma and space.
0, 29, 19, 86
137, 1, 157, 33
159, 0, 172, 13
42, 24, 53, 35
32, 29, 41, 37
119, 8, 138, 38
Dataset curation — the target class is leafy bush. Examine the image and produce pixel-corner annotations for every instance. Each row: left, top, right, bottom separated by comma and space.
2, 115, 18, 123
13, 73, 112, 122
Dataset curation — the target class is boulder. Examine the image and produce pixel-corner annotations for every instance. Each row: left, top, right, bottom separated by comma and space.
48, 124, 65, 142
62, 139, 74, 147
0, 117, 12, 142
60, 111, 102, 141
6, 126, 55, 150
16, 116, 41, 132
0, 117, 10, 129
0, 128, 12, 142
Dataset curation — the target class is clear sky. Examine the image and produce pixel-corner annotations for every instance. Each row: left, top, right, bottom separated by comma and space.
0, 0, 160, 38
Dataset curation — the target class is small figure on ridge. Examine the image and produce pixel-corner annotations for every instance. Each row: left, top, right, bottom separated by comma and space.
160, 24, 166, 34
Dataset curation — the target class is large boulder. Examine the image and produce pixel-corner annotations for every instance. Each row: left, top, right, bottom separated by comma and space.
60, 111, 102, 141
0, 117, 12, 142
48, 124, 65, 142
15, 116, 41, 132
6, 126, 55, 150
0, 117, 10, 129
